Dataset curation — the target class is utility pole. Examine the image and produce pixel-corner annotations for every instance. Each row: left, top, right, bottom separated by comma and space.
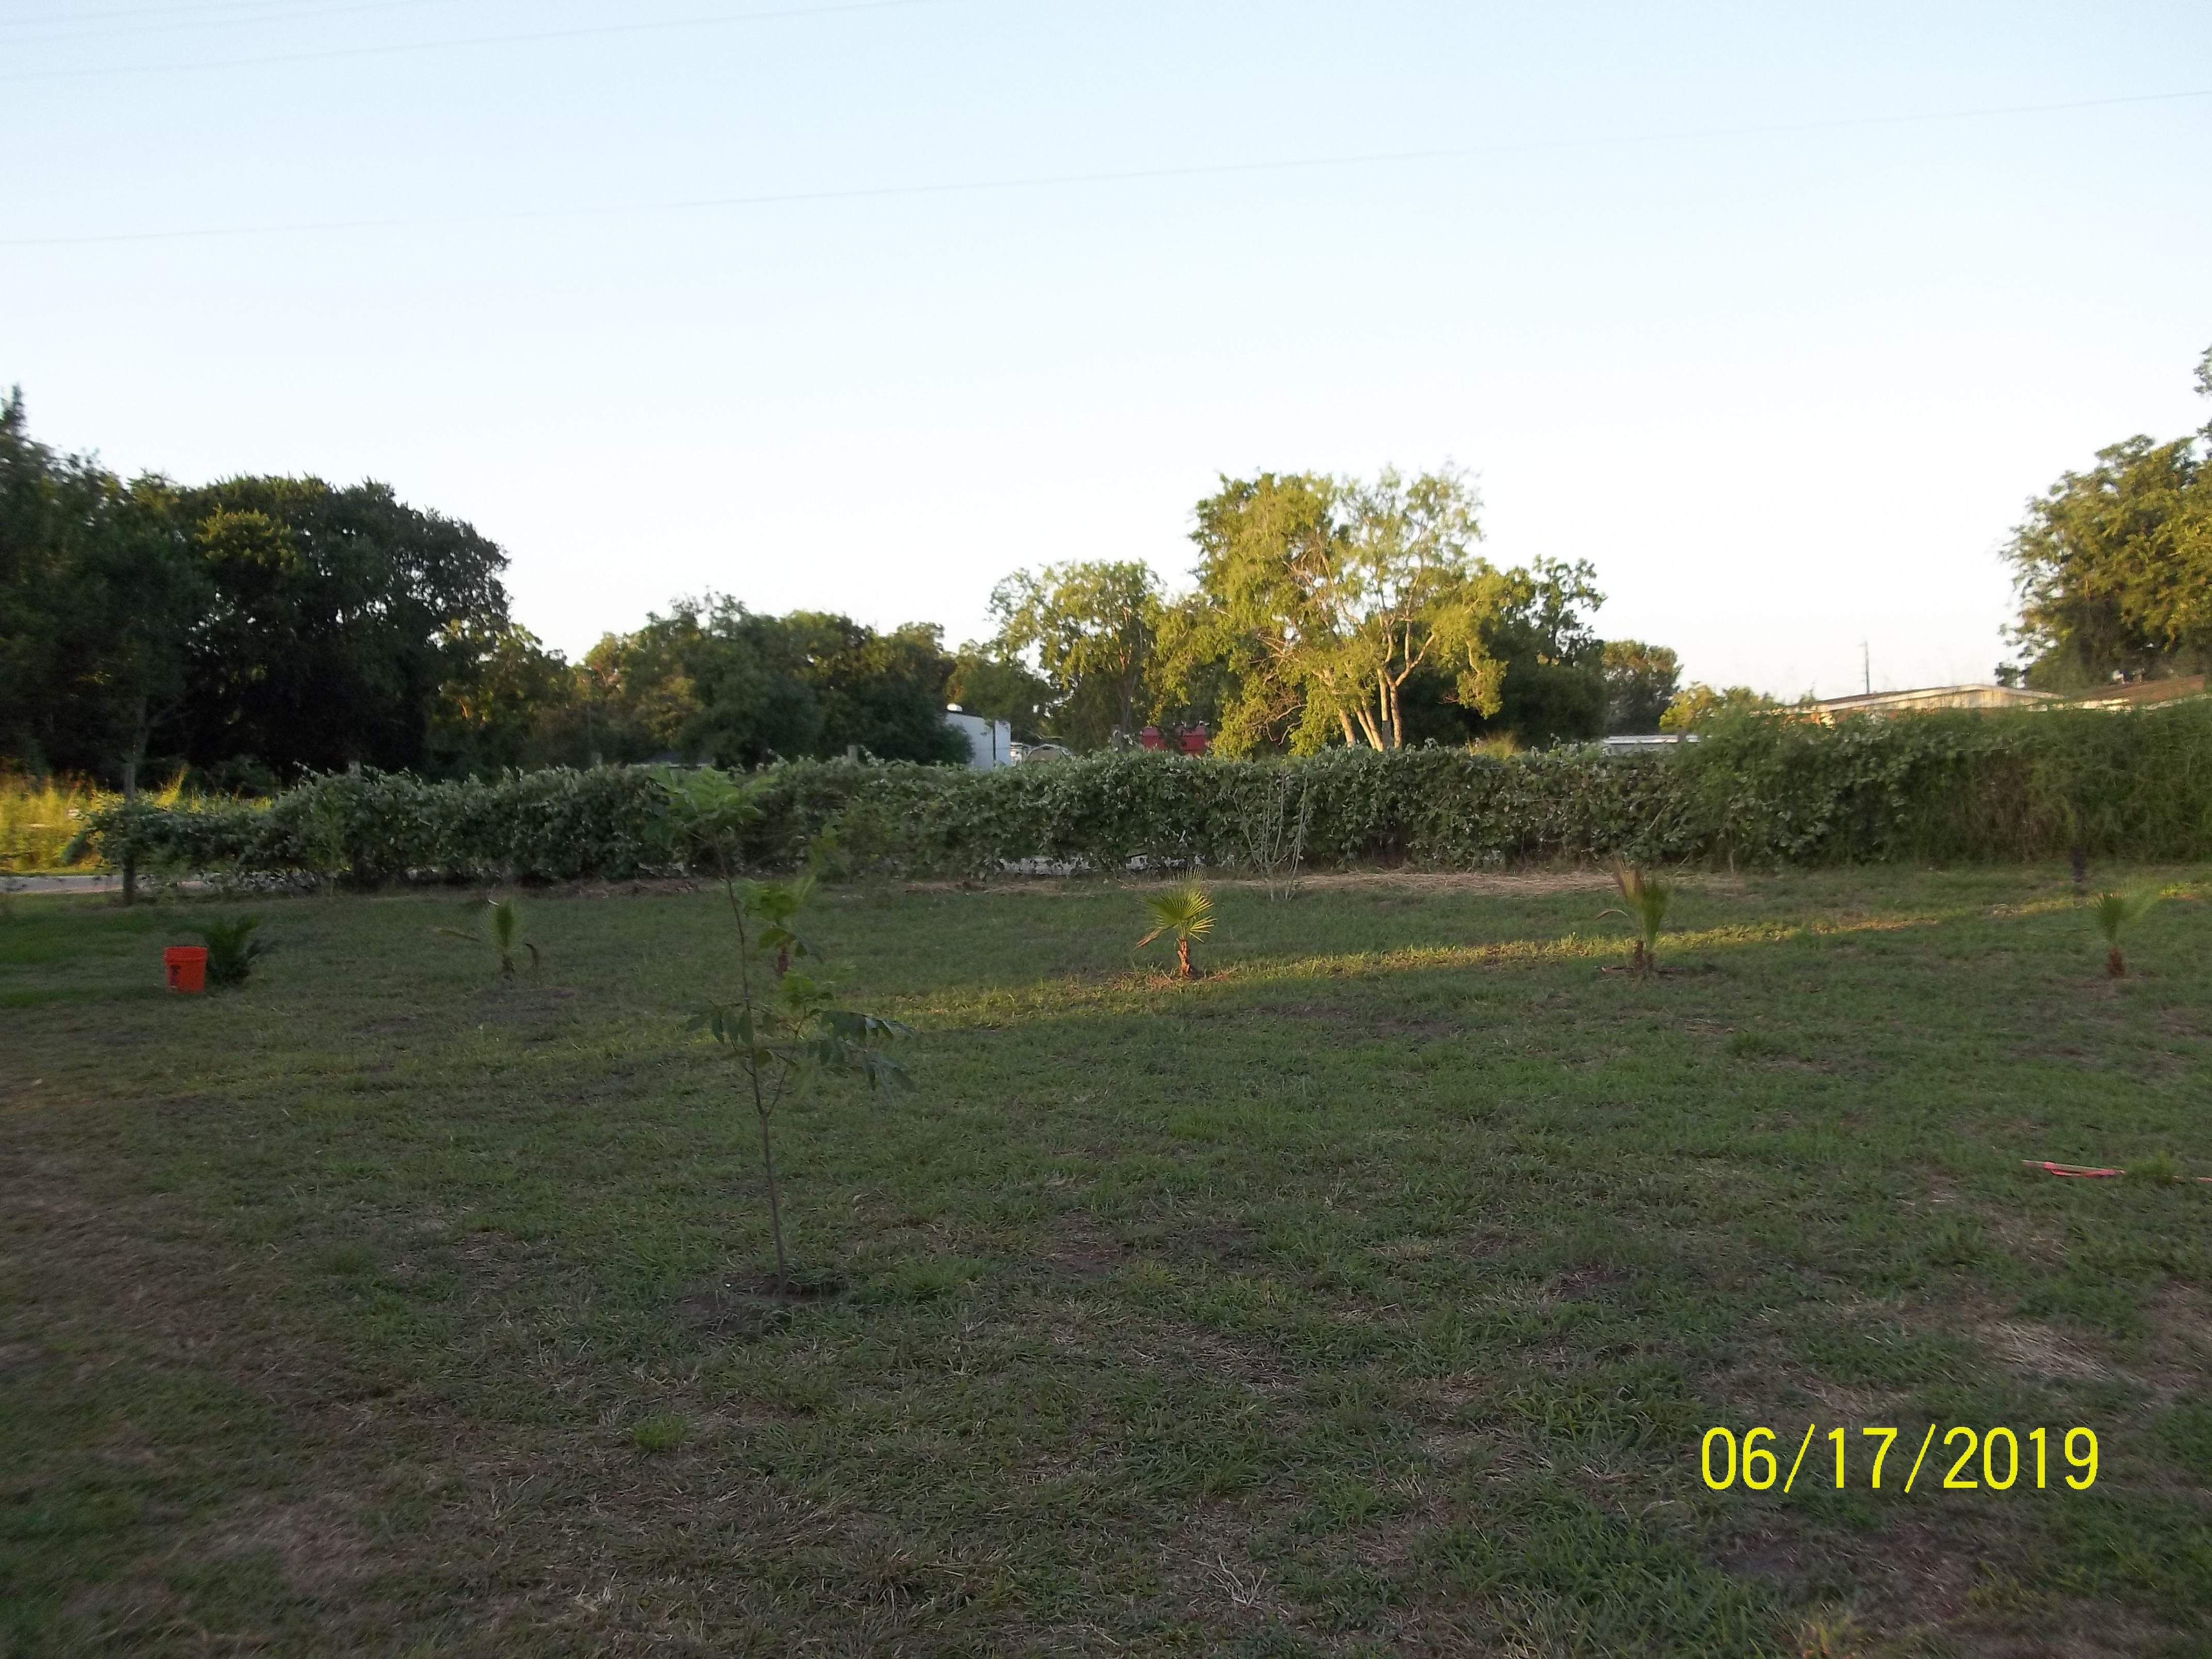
1862, 642, 1871, 697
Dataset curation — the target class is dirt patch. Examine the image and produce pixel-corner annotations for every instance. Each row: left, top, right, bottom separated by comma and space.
1183, 869, 1641, 898
453, 1230, 548, 1292
675, 1273, 847, 1339
1982, 1321, 2113, 1384
929, 868, 1733, 899
473, 984, 580, 1015
0, 1341, 47, 1373
1548, 1266, 1627, 1303
1171, 1324, 1298, 1393
1178, 1223, 1261, 1266
1044, 1240, 1129, 1281
205, 1500, 374, 1595
502, 877, 702, 900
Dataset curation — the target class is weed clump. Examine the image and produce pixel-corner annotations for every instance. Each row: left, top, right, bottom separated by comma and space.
630, 1414, 689, 1453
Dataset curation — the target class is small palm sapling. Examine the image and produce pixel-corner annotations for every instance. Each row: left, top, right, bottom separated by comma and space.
1136, 884, 1214, 978
661, 769, 911, 1288
1600, 862, 1673, 973
436, 897, 538, 978
2091, 889, 2158, 978
191, 915, 268, 988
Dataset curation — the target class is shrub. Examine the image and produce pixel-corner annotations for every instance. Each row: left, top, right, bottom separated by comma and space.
190, 916, 269, 988
63, 700, 2212, 883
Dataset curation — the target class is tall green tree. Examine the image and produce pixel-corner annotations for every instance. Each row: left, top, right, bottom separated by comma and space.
944, 647, 1053, 739
986, 560, 1162, 749
1660, 681, 1780, 731
567, 598, 967, 768
1472, 557, 1608, 747
426, 620, 575, 774
788, 612, 967, 764
0, 393, 208, 784
2005, 347, 2212, 687
1159, 468, 1515, 755
176, 477, 512, 777
1600, 640, 1683, 735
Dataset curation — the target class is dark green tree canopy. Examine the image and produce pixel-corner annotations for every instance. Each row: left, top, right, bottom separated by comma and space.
1601, 640, 1683, 735
1, 392, 207, 779
177, 476, 513, 776
564, 597, 967, 769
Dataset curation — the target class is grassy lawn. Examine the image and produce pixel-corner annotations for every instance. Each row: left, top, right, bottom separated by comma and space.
4, 866, 2210, 1656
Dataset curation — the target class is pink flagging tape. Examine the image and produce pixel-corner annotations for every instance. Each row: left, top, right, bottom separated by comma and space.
2025, 1161, 2125, 1178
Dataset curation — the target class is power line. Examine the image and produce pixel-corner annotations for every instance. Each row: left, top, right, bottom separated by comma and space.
0, 0, 955, 76
7, 85, 2208, 250
0, 0, 421, 31
2, 0, 454, 49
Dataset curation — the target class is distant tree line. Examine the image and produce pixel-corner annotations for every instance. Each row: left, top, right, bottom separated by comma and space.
12, 393, 1835, 790
0, 393, 968, 785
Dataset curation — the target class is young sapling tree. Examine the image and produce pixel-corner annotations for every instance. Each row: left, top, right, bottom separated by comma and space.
2091, 888, 2158, 978
662, 769, 912, 1288
1136, 884, 1214, 978
1600, 861, 1673, 973
436, 897, 538, 978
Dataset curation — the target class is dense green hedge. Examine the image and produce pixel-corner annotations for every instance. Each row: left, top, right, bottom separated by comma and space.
73, 701, 2212, 884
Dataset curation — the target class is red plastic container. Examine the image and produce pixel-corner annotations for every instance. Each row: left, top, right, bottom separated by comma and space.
164, 946, 207, 994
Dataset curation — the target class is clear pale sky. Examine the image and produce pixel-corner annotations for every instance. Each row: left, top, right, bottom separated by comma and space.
7, 1, 2210, 698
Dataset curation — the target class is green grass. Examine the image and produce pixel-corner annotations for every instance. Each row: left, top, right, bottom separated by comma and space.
3, 866, 2211, 1655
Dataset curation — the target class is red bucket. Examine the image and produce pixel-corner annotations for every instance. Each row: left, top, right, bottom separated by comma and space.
164, 946, 207, 994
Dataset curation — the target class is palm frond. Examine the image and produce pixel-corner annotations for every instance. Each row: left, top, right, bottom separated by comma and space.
1608, 860, 1673, 961
2091, 888, 2157, 946
1140, 885, 1214, 938
190, 915, 268, 989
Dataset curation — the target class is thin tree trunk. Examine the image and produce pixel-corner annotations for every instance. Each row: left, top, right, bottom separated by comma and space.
719, 844, 790, 1289
2107, 947, 2125, 979
120, 752, 139, 907
756, 1100, 788, 1283
1177, 935, 1193, 978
